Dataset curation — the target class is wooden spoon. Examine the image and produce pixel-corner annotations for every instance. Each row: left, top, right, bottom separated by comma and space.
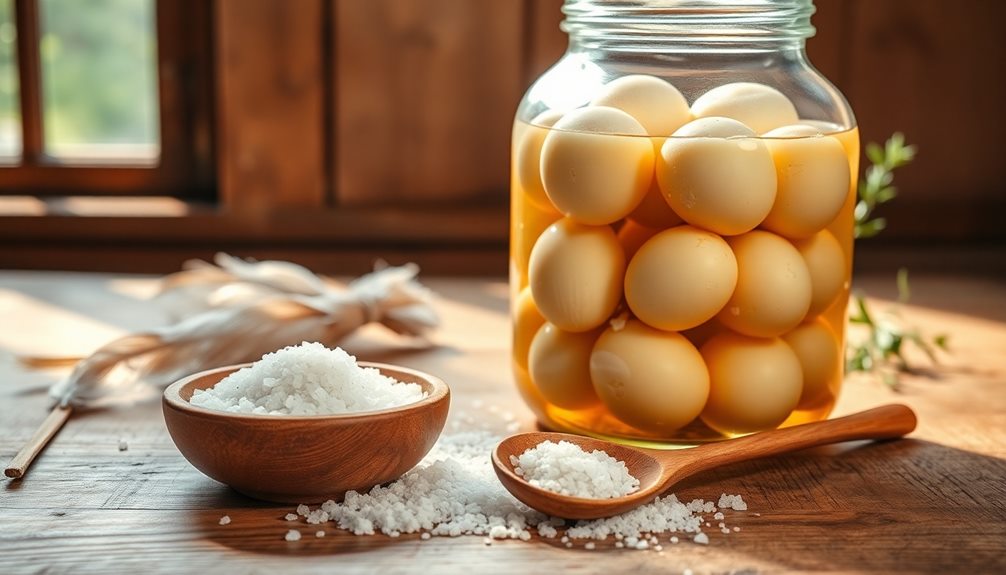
492, 404, 916, 519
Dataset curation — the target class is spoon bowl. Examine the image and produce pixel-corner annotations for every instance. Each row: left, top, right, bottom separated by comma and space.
493, 404, 917, 520
493, 432, 667, 518
163, 362, 450, 504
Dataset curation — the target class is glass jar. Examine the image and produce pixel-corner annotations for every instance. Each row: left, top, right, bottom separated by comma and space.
510, 0, 858, 447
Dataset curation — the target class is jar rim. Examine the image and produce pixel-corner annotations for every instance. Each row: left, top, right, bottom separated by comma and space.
562, 0, 817, 52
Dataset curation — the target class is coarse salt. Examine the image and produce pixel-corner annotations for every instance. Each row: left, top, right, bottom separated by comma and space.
718, 493, 748, 511
190, 342, 425, 415
218, 515, 231, 526
508, 440, 639, 499
287, 431, 749, 549
285, 530, 302, 542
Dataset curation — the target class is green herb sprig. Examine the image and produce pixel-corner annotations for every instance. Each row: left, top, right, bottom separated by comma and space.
846, 269, 950, 390
846, 134, 948, 390
854, 132, 917, 239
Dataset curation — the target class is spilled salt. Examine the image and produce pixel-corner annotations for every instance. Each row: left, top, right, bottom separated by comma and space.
288, 431, 749, 548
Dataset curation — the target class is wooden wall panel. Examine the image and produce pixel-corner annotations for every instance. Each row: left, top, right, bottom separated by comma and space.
842, 0, 1006, 211
806, 0, 847, 86
333, 0, 525, 206
215, 0, 327, 212
524, 0, 566, 84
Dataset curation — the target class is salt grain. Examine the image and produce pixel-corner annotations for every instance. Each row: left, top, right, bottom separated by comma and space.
218, 515, 231, 526
284, 513, 298, 521
286, 431, 749, 549
694, 533, 709, 545
509, 440, 639, 499
420, 532, 431, 540
190, 342, 425, 415
315, 530, 325, 538
285, 530, 301, 542
118, 439, 128, 452
585, 542, 596, 550
718, 493, 748, 511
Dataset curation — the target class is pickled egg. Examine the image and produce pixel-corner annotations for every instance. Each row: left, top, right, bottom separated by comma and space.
528, 218, 625, 332
718, 231, 812, 337
700, 332, 803, 435
590, 75, 691, 136
513, 287, 546, 372
629, 172, 684, 229
762, 124, 851, 238
793, 229, 846, 317
529, 323, 601, 410
783, 319, 841, 409
681, 317, 727, 348
590, 320, 709, 433
515, 110, 565, 210
540, 106, 653, 225
512, 194, 560, 286
657, 118, 777, 236
691, 82, 799, 134
625, 226, 738, 331
616, 219, 660, 260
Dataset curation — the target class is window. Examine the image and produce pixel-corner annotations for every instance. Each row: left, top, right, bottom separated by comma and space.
0, 0, 213, 197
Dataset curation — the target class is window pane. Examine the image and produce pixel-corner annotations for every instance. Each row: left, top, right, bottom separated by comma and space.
0, 0, 19, 160
39, 0, 159, 163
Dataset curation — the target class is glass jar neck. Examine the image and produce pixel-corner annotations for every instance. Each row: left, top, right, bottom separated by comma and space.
562, 0, 816, 54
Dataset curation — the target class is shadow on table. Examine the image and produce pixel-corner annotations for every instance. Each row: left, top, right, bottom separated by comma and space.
190, 485, 402, 556
188, 436, 1006, 567
670, 437, 1006, 573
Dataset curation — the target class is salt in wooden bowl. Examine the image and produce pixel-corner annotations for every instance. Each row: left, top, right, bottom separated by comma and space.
163, 362, 450, 504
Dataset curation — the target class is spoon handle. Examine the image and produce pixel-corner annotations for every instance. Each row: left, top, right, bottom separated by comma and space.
663, 404, 917, 481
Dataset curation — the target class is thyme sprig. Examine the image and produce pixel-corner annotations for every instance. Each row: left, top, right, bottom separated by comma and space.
854, 132, 917, 238
846, 134, 948, 390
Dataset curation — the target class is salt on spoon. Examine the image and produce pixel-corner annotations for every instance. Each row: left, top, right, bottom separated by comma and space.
493, 404, 917, 520
509, 440, 639, 499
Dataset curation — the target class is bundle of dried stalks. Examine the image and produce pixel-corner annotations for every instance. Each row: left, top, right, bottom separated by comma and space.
6, 254, 438, 479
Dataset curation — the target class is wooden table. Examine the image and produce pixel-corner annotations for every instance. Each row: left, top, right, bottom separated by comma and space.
2, 271, 1004, 574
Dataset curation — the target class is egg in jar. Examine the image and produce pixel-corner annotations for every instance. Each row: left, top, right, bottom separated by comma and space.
629, 176, 685, 229
529, 323, 601, 410
719, 230, 812, 338
590, 74, 692, 137
624, 225, 738, 331
783, 319, 841, 409
590, 320, 709, 433
515, 110, 565, 211
656, 117, 777, 236
700, 332, 803, 435
793, 229, 846, 317
513, 287, 546, 372
616, 219, 660, 260
528, 218, 625, 332
690, 82, 799, 134
512, 190, 560, 286
762, 124, 851, 238
540, 106, 654, 225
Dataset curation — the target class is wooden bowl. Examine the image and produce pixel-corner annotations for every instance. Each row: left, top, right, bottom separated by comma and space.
162, 362, 450, 504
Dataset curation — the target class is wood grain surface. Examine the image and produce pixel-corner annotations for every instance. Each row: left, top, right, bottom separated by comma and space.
1, 272, 1004, 574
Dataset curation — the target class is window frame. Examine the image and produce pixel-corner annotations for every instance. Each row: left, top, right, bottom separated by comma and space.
0, 0, 214, 198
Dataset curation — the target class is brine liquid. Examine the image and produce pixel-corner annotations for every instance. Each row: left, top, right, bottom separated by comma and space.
509, 120, 860, 448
